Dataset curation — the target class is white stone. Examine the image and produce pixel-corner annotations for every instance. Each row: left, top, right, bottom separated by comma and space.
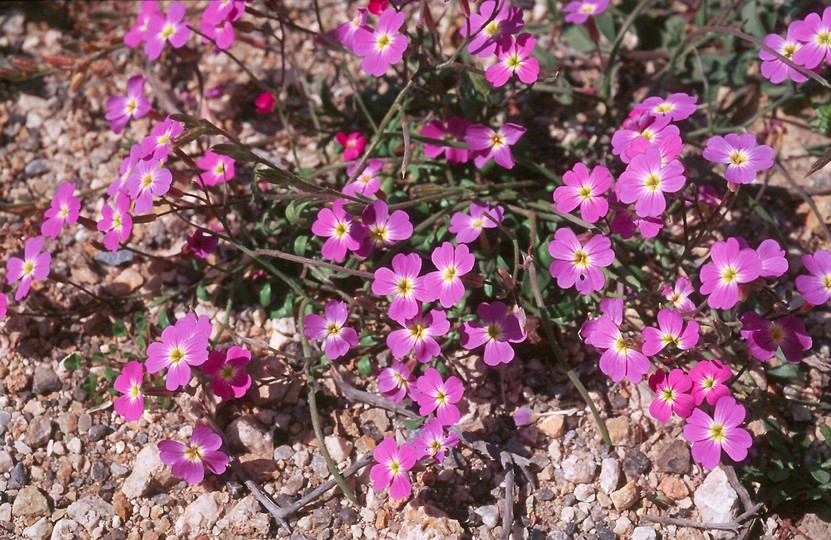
631, 526, 658, 540
50, 519, 78, 540
475, 505, 499, 529
562, 454, 597, 484
23, 517, 52, 540
694, 467, 739, 539
67, 496, 114, 531
175, 493, 224, 536
121, 444, 172, 499
599, 457, 621, 494
325, 436, 353, 463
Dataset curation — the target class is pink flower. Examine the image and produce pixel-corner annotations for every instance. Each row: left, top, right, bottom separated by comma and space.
336, 131, 366, 161
303, 300, 359, 360
370, 437, 417, 500
413, 418, 459, 462
590, 316, 650, 383
0, 293, 7, 320
548, 227, 615, 294
485, 33, 540, 87
356, 200, 413, 257
378, 360, 417, 403
139, 117, 184, 162
421, 117, 471, 164
254, 92, 275, 113
611, 114, 681, 164
689, 360, 732, 406
641, 308, 700, 356
387, 309, 450, 363
581, 297, 623, 347
512, 406, 536, 427
124, 0, 159, 48
633, 92, 698, 122
760, 25, 810, 84
460, 0, 524, 57
609, 203, 664, 239
145, 313, 211, 391
41, 182, 80, 239
684, 396, 752, 470
368, 0, 390, 16
97, 193, 134, 252
552, 163, 612, 223
563, 0, 609, 24
106, 75, 152, 134
460, 301, 526, 366
449, 202, 504, 244
422, 242, 475, 308
158, 426, 229, 484
311, 199, 365, 262
109, 144, 143, 199
662, 276, 696, 312
416, 367, 464, 425
616, 146, 686, 218
792, 7, 831, 69
795, 250, 831, 306
353, 8, 409, 77
126, 158, 173, 214
6, 237, 51, 301
755, 239, 788, 278
466, 123, 525, 169
648, 369, 694, 423
699, 237, 762, 310
144, 1, 191, 61
739, 312, 811, 364
335, 7, 370, 52
371, 253, 431, 323
343, 159, 383, 198
202, 346, 252, 400
702, 133, 775, 185
113, 361, 145, 422
196, 150, 236, 187
199, 0, 242, 50
183, 229, 218, 259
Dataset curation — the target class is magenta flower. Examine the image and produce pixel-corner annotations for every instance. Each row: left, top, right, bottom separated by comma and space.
356, 200, 413, 258
422, 242, 475, 308
158, 426, 229, 484
343, 159, 383, 198
126, 159, 173, 214
387, 309, 450, 364
466, 123, 525, 169
760, 26, 810, 84
460, 0, 524, 57
699, 237, 762, 310
139, 117, 184, 162
113, 361, 145, 422
548, 227, 615, 295
662, 276, 696, 312
590, 317, 650, 383
513, 407, 536, 427
581, 297, 623, 348
641, 308, 700, 356
378, 360, 417, 403
371, 253, 431, 323
109, 144, 143, 199
106, 75, 151, 134
370, 437, 417, 500
145, 313, 211, 391
616, 146, 686, 218
201, 346, 252, 400
353, 8, 409, 77
303, 300, 359, 360
196, 150, 236, 187
416, 367, 464, 425
485, 33, 540, 87
144, 1, 191, 61
413, 418, 460, 462
755, 239, 788, 278
793, 8, 831, 69
199, 0, 242, 50
97, 193, 134, 252
183, 229, 218, 259
449, 202, 504, 244
311, 199, 365, 262
702, 133, 775, 185
460, 301, 526, 366
0, 293, 7, 320
633, 93, 698, 122
610, 203, 663, 239
254, 92, 275, 113
41, 182, 80, 239
563, 0, 610, 24
552, 163, 612, 223
335, 7, 370, 52
611, 114, 681, 164
689, 360, 732, 406
335, 131, 366, 161
124, 0, 159, 48
421, 117, 471, 164
796, 250, 831, 305
684, 397, 752, 470
739, 312, 811, 364
648, 369, 695, 423
6, 237, 51, 302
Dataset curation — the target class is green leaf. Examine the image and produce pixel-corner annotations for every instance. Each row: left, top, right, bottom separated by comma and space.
259, 282, 272, 307
133, 311, 147, 337
767, 361, 800, 381
196, 283, 210, 302
212, 143, 262, 163
112, 318, 127, 338
64, 353, 81, 371
404, 416, 426, 430
563, 24, 594, 53
820, 424, 831, 444
293, 235, 308, 256
811, 469, 831, 484
356, 355, 372, 376
595, 12, 616, 42
158, 308, 171, 329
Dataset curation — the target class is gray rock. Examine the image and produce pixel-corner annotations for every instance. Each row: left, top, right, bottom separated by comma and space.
599, 457, 621, 494
32, 366, 61, 394
475, 505, 500, 529
226, 416, 273, 459
0, 410, 11, 428
23, 516, 52, 540
8, 462, 28, 489
109, 463, 129, 478
93, 250, 134, 267
537, 488, 555, 501
90, 461, 109, 482
50, 519, 78, 540
87, 424, 109, 442
12, 486, 50, 518
562, 454, 597, 484
77, 413, 92, 433
24, 158, 49, 177
66, 496, 114, 531
655, 440, 691, 474
175, 492, 224, 536
25, 417, 53, 448
574, 484, 595, 502
121, 444, 173, 499
311, 452, 329, 478
631, 526, 657, 540
694, 467, 739, 539
215, 496, 270, 537
623, 449, 650, 475
273, 445, 293, 461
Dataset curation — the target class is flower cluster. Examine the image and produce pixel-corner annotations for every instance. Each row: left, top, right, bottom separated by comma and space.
759, 7, 831, 84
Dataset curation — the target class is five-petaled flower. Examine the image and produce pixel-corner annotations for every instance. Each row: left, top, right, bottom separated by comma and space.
353, 8, 409, 77
689, 360, 732, 406
739, 312, 812, 364
114, 361, 145, 422
460, 301, 526, 366
466, 123, 526, 169
589, 316, 650, 384
98, 193, 134, 252
699, 237, 762, 310
356, 200, 413, 258
422, 242, 475, 308
370, 436, 417, 500
795, 249, 831, 306
648, 369, 695, 423
335, 131, 366, 161
662, 276, 696, 312
344, 159, 383, 198
145, 313, 211, 391
139, 116, 184, 161
548, 227, 615, 295
387, 308, 450, 364
372, 253, 431, 323
702, 133, 774, 185
792, 7, 831, 69
106, 75, 152, 134
486, 33, 540, 88
41, 182, 80, 239
413, 418, 460, 462
201, 346, 253, 400
416, 367, 464, 425
552, 163, 612, 223
563, 0, 610, 25
760, 26, 809, 84
641, 308, 700, 356
377, 360, 418, 403
158, 425, 229, 484
196, 150, 236, 187
684, 396, 752, 470
616, 146, 686, 218
421, 117, 472, 164
126, 158, 173, 213
460, 0, 525, 57
633, 92, 698, 122
303, 300, 359, 360
6, 237, 52, 302
311, 199, 365, 262
449, 203, 504, 244
144, 1, 191, 61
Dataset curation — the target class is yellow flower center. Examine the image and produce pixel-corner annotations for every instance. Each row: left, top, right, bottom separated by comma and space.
326, 322, 341, 336
184, 444, 203, 462
214, 162, 225, 176
409, 323, 426, 340
113, 212, 123, 230
721, 266, 739, 284
768, 324, 784, 344
220, 365, 236, 381
486, 324, 502, 340
612, 335, 630, 354
396, 278, 414, 296
708, 422, 726, 443
782, 43, 798, 59
376, 33, 392, 51
141, 173, 154, 189
125, 98, 138, 115
333, 222, 349, 239
470, 217, 486, 229
661, 333, 681, 347
484, 21, 500, 36
655, 103, 674, 114
129, 383, 142, 399
442, 266, 457, 283
668, 292, 682, 306
661, 388, 676, 403
579, 4, 596, 13
388, 459, 401, 475
506, 54, 522, 70
572, 249, 590, 269
430, 440, 443, 453
370, 225, 389, 243
169, 347, 186, 365
729, 151, 748, 167
392, 372, 409, 388
59, 206, 69, 218
22, 261, 36, 277
489, 133, 505, 149
816, 31, 831, 46
158, 132, 170, 145
346, 139, 356, 148
578, 185, 593, 201
644, 173, 662, 191
161, 24, 175, 40
641, 129, 655, 142
822, 275, 831, 291
702, 376, 716, 390
435, 389, 448, 405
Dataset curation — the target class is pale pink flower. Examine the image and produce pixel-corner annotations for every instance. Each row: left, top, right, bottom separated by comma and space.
548, 227, 615, 294
114, 361, 145, 422
796, 249, 831, 305
303, 300, 359, 360
422, 242, 475, 308
370, 437, 416, 500
552, 163, 612, 223
196, 150, 236, 187
416, 367, 464, 425
413, 418, 459, 462
41, 182, 80, 239
689, 360, 732, 406
641, 308, 700, 356
158, 426, 228, 484
684, 397, 752, 469
6, 237, 51, 302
